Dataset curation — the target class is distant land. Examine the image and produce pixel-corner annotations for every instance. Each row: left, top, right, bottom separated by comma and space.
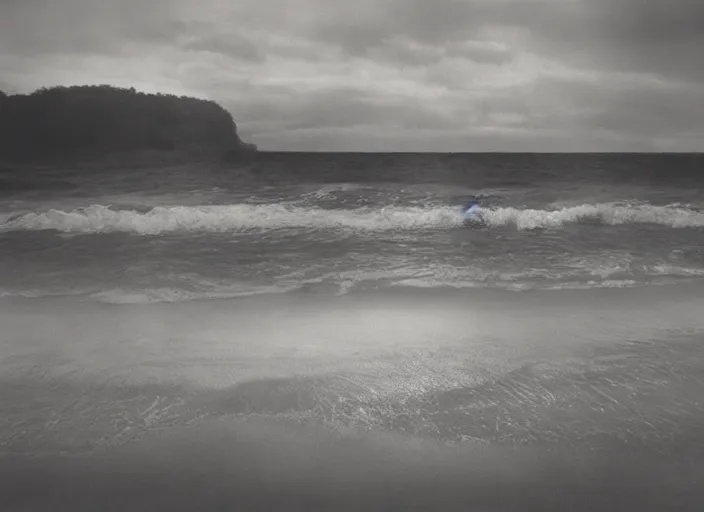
0, 85, 256, 167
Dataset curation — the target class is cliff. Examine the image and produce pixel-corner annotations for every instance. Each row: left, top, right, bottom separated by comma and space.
0, 85, 256, 165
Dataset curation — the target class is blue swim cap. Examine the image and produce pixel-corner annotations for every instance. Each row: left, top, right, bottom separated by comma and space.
463, 200, 478, 211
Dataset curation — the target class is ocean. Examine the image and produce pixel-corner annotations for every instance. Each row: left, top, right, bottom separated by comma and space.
1, 153, 703, 510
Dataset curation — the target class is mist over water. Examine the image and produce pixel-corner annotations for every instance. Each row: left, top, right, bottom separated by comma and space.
1, 153, 704, 510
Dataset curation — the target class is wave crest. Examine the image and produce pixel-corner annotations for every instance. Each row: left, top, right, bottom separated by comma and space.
1, 204, 463, 234
484, 203, 704, 230
1, 202, 702, 234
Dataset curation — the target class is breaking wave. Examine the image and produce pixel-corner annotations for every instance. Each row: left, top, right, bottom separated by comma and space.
89, 284, 298, 304
1, 202, 703, 234
1, 204, 463, 234
482, 203, 704, 230
2, 257, 703, 303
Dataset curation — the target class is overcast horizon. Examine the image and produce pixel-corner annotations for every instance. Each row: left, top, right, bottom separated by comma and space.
1, 0, 703, 152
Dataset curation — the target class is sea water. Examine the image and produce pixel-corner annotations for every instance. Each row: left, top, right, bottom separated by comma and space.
1, 153, 703, 510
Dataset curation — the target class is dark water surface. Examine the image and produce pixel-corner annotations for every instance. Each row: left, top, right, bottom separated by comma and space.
1, 153, 703, 510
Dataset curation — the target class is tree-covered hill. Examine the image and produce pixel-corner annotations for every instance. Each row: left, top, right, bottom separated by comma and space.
0, 85, 256, 164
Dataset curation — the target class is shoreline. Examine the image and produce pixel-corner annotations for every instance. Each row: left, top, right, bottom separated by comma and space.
1, 278, 702, 311
1, 279, 703, 510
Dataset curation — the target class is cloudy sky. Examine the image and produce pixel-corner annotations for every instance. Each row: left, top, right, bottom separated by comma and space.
1, 0, 703, 151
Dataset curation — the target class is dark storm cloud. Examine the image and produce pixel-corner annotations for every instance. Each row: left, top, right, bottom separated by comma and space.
368, 39, 446, 68
566, 79, 704, 139
182, 34, 265, 63
361, 38, 514, 68
0, 0, 703, 150
219, 86, 469, 143
448, 42, 514, 66
275, 89, 463, 131
304, 0, 557, 58
303, 0, 704, 81
0, 0, 187, 56
526, 0, 704, 82
309, 0, 489, 52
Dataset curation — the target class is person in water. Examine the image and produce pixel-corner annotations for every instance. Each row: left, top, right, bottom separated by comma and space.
461, 199, 484, 223
462, 199, 479, 212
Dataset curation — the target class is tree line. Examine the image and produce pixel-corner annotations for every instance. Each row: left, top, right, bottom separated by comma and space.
0, 84, 256, 162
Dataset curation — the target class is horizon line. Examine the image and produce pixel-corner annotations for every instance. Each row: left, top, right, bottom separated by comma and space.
254, 150, 704, 155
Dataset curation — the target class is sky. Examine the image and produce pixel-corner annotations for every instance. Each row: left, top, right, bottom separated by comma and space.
1, 0, 703, 152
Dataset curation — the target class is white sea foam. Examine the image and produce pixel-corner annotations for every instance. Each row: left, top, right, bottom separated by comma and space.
89, 283, 298, 304
393, 278, 644, 291
0, 204, 464, 234
1, 202, 703, 235
1, 259, 702, 304
299, 183, 366, 200
481, 203, 704, 230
